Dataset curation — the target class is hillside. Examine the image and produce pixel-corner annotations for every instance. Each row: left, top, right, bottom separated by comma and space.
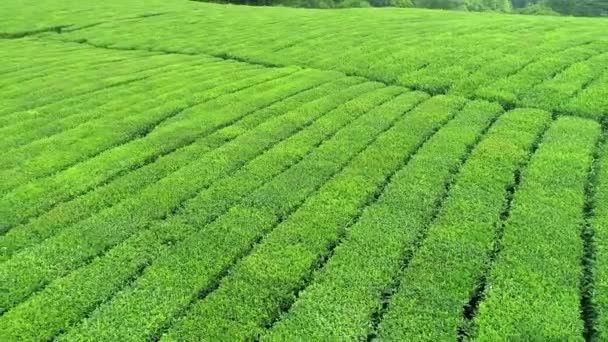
0, 1, 607, 341
3, 2, 608, 117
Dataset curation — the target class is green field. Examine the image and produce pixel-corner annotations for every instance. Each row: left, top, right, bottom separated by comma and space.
1, 1, 608, 340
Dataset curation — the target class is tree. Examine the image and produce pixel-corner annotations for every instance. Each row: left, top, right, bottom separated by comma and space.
517, 2, 561, 14
572, 0, 608, 16
339, 0, 371, 7
414, 0, 467, 10
467, 0, 512, 11
511, 0, 532, 8
388, 0, 415, 7
542, 0, 576, 14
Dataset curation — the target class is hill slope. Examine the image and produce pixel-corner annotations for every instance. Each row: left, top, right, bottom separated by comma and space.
0, 2, 607, 341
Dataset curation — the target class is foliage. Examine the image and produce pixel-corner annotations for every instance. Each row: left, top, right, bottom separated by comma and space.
376, 108, 552, 340
369, 0, 413, 7
516, 3, 560, 15
339, 0, 372, 7
267, 100, 503, 339
592, 143, 608, 340
0, 1, 607, 341
194, 0, 608, 14
467, 0, 512, 11
475, 117, 601, 339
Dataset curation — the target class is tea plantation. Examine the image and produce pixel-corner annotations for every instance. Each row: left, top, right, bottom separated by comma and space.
1, 1, 607, 340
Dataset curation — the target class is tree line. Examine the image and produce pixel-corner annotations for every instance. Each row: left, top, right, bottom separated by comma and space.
203, 0, 608, 16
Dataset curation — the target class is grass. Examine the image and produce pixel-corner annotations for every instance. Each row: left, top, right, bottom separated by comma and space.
0, 1, 607, 340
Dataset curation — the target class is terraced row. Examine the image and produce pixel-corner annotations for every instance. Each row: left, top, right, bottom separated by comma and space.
2, 7, 608, 340
15, 1, 607, 120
